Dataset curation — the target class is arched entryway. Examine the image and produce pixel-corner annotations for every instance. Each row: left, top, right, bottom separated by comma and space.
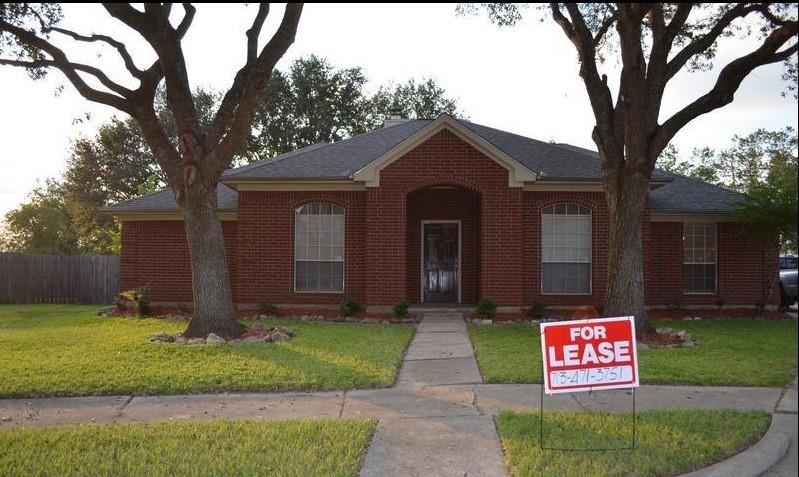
406, 185, 481, 304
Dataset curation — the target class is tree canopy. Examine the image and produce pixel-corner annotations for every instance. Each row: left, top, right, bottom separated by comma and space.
462, 2, 797, 330
1, 53, 462, 255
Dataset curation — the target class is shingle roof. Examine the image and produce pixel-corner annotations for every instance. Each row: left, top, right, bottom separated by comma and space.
551, 142, 744, 214
105, 116, 740, 215
222, 120, 432, 180
649, 174, 744, 214
102, 184, 238, 212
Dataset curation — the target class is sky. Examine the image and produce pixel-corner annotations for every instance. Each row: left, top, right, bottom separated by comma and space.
0, 3, 796, 217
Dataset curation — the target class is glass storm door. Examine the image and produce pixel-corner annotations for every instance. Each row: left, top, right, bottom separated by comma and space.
423, 222, 459, 303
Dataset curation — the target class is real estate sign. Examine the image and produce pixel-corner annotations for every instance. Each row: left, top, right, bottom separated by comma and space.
540, 316, 639, 394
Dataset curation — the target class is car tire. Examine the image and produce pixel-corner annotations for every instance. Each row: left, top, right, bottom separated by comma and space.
780, 285, 792, 309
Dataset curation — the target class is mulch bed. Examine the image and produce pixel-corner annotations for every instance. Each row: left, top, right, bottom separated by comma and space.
639, 331, 685, 346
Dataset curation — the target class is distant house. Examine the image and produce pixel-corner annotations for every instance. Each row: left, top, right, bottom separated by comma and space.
104, 115, 777, 311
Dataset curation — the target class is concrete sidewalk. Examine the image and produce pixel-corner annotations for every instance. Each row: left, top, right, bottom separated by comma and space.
0, 382, 785, 428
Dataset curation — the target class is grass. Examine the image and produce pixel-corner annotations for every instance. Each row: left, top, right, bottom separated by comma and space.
469, 319, 798, 387
0, 305, 414, 398
498, 409, 770, 477
0, 418, 373, 477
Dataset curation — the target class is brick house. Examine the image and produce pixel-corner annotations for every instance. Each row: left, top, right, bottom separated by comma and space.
105, 115, 778, 312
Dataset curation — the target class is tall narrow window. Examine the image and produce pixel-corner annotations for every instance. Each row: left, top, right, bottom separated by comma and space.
294, 202, 344, 292
541, 204, 592, 294
683, 223, 716, 294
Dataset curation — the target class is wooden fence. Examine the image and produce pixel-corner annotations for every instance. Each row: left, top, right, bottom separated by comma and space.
0, 254, 120, 304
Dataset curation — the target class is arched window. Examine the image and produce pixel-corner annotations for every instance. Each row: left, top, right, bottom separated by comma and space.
295, 202, 344, 292
541, 204, 591, 294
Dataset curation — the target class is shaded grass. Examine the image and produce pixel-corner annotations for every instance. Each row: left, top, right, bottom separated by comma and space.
0, 418, 373, 477
0, 305, 414, 398
468, 320, 798, 387
498, 409, 770, 477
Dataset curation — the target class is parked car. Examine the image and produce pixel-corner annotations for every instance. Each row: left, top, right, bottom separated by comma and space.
779, 254, 798, 308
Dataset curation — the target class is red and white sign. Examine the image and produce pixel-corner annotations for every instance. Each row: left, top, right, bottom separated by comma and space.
540, 316, 639, 394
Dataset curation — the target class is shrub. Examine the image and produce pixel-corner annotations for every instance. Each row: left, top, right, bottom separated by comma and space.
594, 303, 605, 316
259, 303, 280, 316
529, 300, 547, 320
177, 303, 190, 316
475, 298, 497, 318
120, 287, 150, 317
340, 298, 362, 317
392, 300, 410, 318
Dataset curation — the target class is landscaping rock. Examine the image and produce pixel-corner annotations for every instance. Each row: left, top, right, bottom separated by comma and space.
683, 339, 697, 347
272, 331, 291, 342
656, 327, 674, 335
97, 306, 114, 317
206, 333, 225, 344
173, 336, 187, 344
242, 336, 264, 344
300, 315, 317, 321
401, 318, 416, 324
187, 337, 206, 345
637, 342, 650, 350
361, 317, 380, 324
345, 316, 359, 322
275, 327, 294, 337
251, 322, 268, 331
228, 339, 242, 346
149, 332, 172, 343
481, 319, 493, 325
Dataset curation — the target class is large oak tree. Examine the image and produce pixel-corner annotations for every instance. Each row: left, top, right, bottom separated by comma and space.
463, 3, 797, 331
1, 3, 304, 338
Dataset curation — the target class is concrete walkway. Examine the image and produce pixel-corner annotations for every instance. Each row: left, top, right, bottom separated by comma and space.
360, 312, 506, 477
0, 312, 796, 476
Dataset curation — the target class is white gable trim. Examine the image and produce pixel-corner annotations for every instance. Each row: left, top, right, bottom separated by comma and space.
352, 115, 537, 187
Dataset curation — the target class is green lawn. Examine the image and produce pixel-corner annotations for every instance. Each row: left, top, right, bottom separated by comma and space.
0, 305, 414, 398
498, 409, 770, 477
0, 418, 373, 477
469, 320, 798, 387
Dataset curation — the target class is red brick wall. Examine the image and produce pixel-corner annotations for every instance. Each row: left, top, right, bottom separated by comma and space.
406, 187, 480, 304
120, 220, 238, 302
366, 128, 525, 306
523, 191, 609, 307
645, 221, 779, 307
234, 190, 366, 305
119, 130, 778, 309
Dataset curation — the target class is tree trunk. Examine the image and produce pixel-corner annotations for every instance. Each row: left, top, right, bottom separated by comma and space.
603, 170, 655, 335
181, 189, 246, 339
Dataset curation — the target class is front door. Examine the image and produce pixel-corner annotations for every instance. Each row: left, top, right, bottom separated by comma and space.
423, 222, 459, 303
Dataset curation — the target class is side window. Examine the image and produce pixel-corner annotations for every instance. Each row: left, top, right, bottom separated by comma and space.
683, 223, 717, 294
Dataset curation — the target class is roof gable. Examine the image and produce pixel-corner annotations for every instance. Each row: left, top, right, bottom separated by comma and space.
352, 115, 537, 187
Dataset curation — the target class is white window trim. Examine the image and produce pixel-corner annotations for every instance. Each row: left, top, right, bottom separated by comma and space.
293, 202, 346, 294
683, 222, 718, 295
420, 220, 462, 304
540, 205, 593, 296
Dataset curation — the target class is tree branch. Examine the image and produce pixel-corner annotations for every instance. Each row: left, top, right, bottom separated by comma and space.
45, 26, 146, 80
656, 22, 798, 161
213, 3, 304, 174
0, 18, 131, 112
550, 3, 618, 158
666, 3, 762, 81
207, 3, 270, 148
247, 3, 270, 61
